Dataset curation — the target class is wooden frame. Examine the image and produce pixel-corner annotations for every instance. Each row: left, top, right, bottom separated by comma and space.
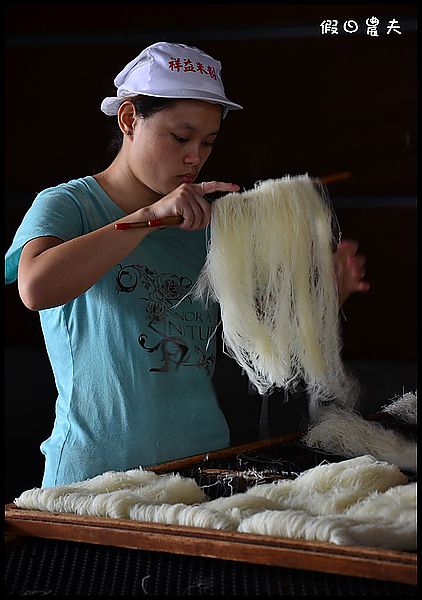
5, 434, 417, 586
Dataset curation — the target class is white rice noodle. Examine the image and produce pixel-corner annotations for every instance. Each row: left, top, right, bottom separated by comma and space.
344, 481, 416, 522
63, 467, 159, 491
381, 391, 417, 425
302, 405, 417, 472
194, 175, 359, 413
206, 492, 281, 513
205, 492, 283, 527
239, 475, 417, 550
14, 467, 159, 513
239, 509, 361, 544
239, 502, 416, 550
336, 518, 416, 551
13, 457, 415, 551
129, 502, 236, 530
14, 471, 206, 518
338, 481, 417, 549
245, 455, 408, 514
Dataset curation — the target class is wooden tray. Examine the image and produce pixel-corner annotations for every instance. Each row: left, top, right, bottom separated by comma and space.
4, 434, 417, 586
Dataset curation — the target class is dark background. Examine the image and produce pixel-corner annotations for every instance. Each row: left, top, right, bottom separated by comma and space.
4, 3, 417, 502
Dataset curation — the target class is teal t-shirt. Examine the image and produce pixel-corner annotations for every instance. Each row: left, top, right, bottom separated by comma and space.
5, 176, 229, 487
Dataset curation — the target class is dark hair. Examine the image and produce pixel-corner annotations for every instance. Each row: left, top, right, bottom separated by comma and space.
107, 95, 178, 155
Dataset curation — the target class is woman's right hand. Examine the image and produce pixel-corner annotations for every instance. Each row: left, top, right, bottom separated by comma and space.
141, 181, 240, 231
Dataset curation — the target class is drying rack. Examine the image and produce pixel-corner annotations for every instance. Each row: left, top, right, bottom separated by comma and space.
5, 432, 417, 586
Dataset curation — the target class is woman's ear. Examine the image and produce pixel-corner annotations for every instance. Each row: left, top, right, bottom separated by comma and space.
117, 101, 137, 136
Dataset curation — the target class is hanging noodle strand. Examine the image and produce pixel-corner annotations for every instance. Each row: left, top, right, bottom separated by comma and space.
194, 175, 359, 414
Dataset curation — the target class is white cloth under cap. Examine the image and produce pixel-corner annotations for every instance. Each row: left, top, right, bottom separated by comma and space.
101, 42, 243, 118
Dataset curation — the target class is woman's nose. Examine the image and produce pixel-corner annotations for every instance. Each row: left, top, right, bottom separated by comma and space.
183, 147, 201, 164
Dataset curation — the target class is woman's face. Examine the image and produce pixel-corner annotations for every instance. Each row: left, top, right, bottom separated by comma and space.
128, 99, 222, 196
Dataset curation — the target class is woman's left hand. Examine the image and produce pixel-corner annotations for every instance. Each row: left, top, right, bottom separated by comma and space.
333, 239, 370, 306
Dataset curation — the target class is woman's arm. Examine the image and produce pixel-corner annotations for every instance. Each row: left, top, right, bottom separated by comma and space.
18, 181, 238, 310
18, 222, 149, 310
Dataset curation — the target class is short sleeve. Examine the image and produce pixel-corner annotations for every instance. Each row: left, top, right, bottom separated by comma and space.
5, 188, 85, 285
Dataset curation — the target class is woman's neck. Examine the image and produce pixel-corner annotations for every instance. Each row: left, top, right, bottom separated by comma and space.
94, 155, 161, 215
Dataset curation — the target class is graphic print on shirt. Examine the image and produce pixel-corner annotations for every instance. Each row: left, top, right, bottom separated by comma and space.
116, 264, 216, 374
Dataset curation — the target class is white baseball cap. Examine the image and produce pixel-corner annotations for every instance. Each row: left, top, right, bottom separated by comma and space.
101, 41, 243, 118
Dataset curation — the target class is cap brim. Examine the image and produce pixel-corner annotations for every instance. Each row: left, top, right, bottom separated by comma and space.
101, 90, 242, 116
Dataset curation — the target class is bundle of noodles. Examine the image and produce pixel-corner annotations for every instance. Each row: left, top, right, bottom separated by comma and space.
302, 404, 417, 472
195, 175, 358, 414
14, 457, 415, 550
381, 390, 417, 425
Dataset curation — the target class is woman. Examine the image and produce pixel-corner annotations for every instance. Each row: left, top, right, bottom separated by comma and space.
5, 42, 369, 487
